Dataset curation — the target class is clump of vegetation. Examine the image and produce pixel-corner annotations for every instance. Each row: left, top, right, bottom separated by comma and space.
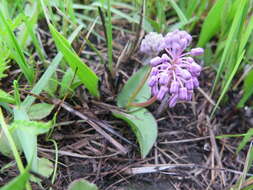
0, 0, 253, 190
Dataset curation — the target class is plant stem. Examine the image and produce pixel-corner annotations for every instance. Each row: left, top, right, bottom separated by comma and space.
106, 0, 113, 75
127, 66, 152, 107
129, 96, 157, 107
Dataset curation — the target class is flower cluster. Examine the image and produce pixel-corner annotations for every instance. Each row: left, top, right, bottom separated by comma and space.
140, 30, 204, 107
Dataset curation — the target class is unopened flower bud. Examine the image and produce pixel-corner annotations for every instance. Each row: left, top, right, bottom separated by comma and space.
159, 73, 169, 85
185, 79, 194, 90
168, 94, 178, 108
179, 87, 188, 100
151, 67, 158, 75
189, 62, 202, 74
150, 56, 163, 66
161, 54, 170, 62
190, 48, 204, 56
148, 75, 157, 87
170, 81, 179, 94
157, 86, 168, 100
177, 68, 191, 80
192, 77, 199, 88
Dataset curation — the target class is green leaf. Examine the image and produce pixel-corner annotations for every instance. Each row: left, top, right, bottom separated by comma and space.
236, 128, 253, 154
197, 0, 226, 46
11, 120, 52, 136
59, 68, 76, 98
168, 0, 188, 24
44, 72, 58, 97
31, 158, 54, 183
113, 108, 157, 158
0, 89, 15, 104
211, 0, 248, 97
117, 66, 151, 107
68, 179, 98, 190
211, 50, 245, 116
0, 168, 30, 190
28, 103, 54, 120
237, 69, 253, 108
13, 107, 52, 172
49, 23, 100, 98
0, 10, 34, 84
0, 130, 12, 157
21, 25, 83, 110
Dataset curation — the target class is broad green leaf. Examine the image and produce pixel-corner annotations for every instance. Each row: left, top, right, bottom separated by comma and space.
68, 179, 98, 190
0, 89, 15, 104
49, 23, 100, 98
197, 0, 226, 46
237, 70, 253, 108
11, 120, 52, 135
0, 168, 30, 190
31, 158, 54, 183
113, 108, 157, 158
13, 107, 51, 172
28, 103, 54, 120
117, 66, 151, 107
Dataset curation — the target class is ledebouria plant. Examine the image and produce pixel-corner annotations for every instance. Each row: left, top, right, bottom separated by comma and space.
139, 30, 204, 108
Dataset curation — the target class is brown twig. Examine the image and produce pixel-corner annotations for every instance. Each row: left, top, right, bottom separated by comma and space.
52, 99, 128, 154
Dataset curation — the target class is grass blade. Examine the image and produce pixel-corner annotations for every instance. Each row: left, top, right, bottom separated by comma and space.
211, 51, 245, 116
168, 0, 188, 24
22, 25, 83, 109
0, 10, 34, 84
197, 0, 226, 47
211, 0, 247, 95
49, 23, 100, 98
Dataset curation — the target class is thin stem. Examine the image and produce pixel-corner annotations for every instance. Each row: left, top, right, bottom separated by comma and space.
126, 66, 152, 107
129, 96, 157, 107
106, 0, 113, 75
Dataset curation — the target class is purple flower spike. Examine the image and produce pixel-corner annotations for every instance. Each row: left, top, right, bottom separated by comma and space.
190, 48, 204, 56
179, 87, 187, 100
170, 81, 179, 94
157, 86, 168, 100
142, 29, 203, 108
140, 32, 165, 55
